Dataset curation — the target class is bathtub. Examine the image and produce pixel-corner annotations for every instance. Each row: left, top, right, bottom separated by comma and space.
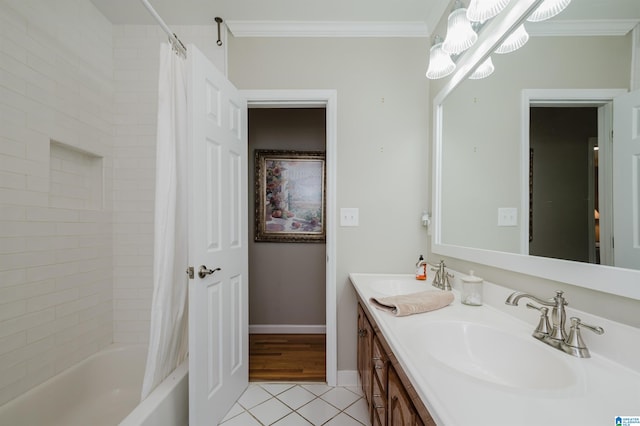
0, 344, 188, 426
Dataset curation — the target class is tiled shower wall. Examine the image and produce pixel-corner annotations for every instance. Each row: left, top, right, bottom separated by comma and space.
0, 0, 114, 405
0, 0, 226, 404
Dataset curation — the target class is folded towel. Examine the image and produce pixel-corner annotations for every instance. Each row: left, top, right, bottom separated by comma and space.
370, 290, 454, 317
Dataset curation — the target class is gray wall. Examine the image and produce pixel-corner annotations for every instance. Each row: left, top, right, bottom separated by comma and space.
248, 108, 326, 326
230, 37, 431, 372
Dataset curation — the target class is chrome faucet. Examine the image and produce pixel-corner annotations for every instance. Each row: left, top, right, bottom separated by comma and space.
505, 291, 604, 358
505, 291, 568, 343
431, 260, 453, 291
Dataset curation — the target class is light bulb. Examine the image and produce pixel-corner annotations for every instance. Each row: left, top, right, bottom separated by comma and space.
467, 0, 511, 22
442, 5, 478, 55
527, 0, 572, 22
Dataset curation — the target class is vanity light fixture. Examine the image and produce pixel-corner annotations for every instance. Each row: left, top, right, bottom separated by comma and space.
442, 1, 478, 55
467, 0, 511, 23
426, 35, 456, 79
469, 56, 495, 79
527, 0, 572, 22
495, 23, 529, 54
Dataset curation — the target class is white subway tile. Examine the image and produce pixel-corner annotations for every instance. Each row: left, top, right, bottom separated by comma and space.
0, 301, 26, 322
0, 361, 26, 389
0, 269, 26, 288
0, 136, 27, 158
0, 188, 48, 207
115, 298, 151, 310
0, 250, 56, 272
0, 280, 55, 304
26, 206, 79, 223
26, 312, 78, 343
113, 309, 139, 321
0, 335, 53, 375
0, 204, 26, 221
0, 0, 117, 401
26, 288, 78, 313
114, 320, 149, 333
112, 331, 143, 344
0, 332, 26, 356
26, 262, 79, 282
0, 170, 26, 190
0, 308, 54, 339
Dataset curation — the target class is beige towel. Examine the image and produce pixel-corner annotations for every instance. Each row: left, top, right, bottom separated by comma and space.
370, 290, 454, 317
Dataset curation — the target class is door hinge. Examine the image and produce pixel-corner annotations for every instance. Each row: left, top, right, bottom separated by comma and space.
186, 266, 194, 279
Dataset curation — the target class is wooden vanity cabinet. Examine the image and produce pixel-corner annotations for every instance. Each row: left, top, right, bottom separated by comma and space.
388, 366, 424, 426
357, 299, 436, 426
357, 303, 373, 406
371, 335, 388, 425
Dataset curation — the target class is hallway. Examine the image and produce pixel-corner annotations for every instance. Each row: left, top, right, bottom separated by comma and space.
249, 334, 326, 382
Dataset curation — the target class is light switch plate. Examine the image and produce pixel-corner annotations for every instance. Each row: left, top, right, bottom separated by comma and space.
340, 208, 359, 227
498, 207, 518, 227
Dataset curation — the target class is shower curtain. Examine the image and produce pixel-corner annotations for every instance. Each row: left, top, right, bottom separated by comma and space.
141, 43, 189, 400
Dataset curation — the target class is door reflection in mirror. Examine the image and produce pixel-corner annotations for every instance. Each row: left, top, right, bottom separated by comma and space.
529, 107, 599, 264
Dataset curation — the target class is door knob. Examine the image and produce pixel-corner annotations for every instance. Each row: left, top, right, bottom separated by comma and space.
198, 265, 221, 279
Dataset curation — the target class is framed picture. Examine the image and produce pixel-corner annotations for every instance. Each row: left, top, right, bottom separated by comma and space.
254, 150, 326, 243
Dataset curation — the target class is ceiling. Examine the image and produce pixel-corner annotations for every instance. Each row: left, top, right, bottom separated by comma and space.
88, 0, 451, 34
89, 0, 640, 37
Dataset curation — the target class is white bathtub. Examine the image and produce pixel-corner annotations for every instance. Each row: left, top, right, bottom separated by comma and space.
0, 344, 188, 426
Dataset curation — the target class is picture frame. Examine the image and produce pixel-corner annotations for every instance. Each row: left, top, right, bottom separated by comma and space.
254, 150, 326, 243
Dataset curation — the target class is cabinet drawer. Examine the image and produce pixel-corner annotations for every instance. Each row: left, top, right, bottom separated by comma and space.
373, 335, 388, 390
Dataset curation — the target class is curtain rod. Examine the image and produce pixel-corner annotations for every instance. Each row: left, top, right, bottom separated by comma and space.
140, 0, 187, 58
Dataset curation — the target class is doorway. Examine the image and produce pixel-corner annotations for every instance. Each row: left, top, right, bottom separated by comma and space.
528, 106, 598, 263
521, 89, 626, 267
242, 89, 337, 385
247, 107, 327, 382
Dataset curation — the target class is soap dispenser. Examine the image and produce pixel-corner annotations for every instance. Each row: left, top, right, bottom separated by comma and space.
415, 255, 427, 280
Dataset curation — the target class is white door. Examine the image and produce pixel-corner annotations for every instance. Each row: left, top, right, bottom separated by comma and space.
613, 89, 640, 269
187, 45, 248, 425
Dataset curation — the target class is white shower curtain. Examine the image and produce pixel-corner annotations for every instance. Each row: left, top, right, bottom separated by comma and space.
141, 43, 189, 400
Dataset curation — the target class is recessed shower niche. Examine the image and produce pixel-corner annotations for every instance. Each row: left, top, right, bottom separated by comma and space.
49, 141, 103, 210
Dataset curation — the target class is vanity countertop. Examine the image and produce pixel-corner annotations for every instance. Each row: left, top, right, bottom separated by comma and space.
350, 273, 640, 426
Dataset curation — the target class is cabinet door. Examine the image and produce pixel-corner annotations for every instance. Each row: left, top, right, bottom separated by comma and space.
372, 373, 386, 426
388, 366, 423, 426
357, 304, 373, 407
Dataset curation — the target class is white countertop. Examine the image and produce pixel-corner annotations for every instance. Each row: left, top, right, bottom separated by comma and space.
350, 273, 640, 426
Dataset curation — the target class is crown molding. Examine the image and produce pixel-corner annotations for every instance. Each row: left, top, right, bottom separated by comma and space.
225, 18, 639, 39
225, 21, 430, 38
528, 19, 639, 37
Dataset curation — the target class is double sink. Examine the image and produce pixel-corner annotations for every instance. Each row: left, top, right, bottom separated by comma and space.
353, 274, 640, 425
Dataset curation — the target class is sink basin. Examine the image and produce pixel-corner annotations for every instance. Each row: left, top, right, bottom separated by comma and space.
408, 321, 576, 390
368, 280, 431, 296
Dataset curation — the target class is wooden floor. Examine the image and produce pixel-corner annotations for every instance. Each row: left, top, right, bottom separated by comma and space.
249, 334, 326, 382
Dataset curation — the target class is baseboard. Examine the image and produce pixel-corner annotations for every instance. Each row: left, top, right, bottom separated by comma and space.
249, 324, 326, 334
337, 370, 359, 387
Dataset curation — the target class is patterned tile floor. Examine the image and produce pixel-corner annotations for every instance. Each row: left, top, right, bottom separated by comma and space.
219, 383, 371, 426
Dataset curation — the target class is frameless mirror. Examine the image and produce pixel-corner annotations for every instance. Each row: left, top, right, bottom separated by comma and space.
432, 0, 640, 300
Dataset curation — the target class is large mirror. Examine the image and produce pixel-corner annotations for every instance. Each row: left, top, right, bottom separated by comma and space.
432, 0, 640, 300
